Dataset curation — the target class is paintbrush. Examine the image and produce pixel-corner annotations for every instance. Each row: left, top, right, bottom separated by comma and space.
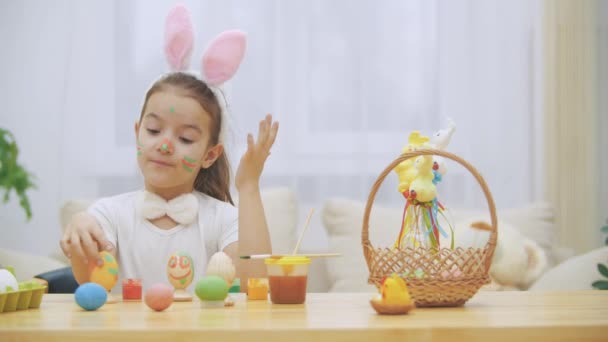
239, 253, 340, 260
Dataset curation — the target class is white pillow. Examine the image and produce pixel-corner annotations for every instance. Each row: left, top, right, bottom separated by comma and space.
321, 198, 562, 292
529, 246, 608, 291
258, 187, 298, 254
59, 187, 299, 256
321, 199, 402, 292
438, 202, 568, 265
0, 248, 68, 281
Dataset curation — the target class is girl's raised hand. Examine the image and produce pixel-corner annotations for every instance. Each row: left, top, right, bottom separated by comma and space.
235, 114, 279, 193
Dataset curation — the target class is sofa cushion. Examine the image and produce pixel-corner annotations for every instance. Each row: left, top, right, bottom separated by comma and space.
0, 247, 68, 281
529, 246, 608, 291
60, 187, 299, 255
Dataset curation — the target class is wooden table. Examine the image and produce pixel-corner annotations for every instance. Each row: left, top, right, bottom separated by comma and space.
1, 291, 607, 341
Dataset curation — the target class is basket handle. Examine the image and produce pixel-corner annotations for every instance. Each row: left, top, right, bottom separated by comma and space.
361, 148, 498, 272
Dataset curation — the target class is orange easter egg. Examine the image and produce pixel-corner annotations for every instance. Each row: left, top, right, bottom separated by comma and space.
90, 251, 119, 291
167, 251, 194, 290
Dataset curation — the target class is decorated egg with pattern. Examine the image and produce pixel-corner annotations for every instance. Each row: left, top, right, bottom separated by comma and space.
89, 251, 119, 291
167, 251, 194, 290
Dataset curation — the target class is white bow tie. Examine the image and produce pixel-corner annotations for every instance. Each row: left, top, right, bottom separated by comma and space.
139, 191, 198, 225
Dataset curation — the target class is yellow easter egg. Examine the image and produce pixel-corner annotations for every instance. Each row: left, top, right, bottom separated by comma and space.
167, 251, 194, 290
90, 251, 119, 291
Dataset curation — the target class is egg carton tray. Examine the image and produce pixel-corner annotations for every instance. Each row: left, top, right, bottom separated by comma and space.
0, 283, 47, 313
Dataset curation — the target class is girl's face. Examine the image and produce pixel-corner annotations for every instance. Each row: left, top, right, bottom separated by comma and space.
135, 89, 222, 197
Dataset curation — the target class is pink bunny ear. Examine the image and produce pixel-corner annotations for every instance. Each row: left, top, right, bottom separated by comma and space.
201, 30, 247, 86
164, 4, 194, 71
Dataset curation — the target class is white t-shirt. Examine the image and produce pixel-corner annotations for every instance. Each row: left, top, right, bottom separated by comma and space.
88, 190, 238, 293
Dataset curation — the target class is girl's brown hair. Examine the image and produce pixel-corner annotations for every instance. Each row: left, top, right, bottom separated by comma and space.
139, 72, 234, 205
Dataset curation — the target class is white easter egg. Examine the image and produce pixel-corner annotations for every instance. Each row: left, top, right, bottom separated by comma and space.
206, 252, 236, 286
0, 269, 19, 293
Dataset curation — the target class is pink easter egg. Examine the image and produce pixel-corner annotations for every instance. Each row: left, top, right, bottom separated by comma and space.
441, 269, 463, 279
144, 283, 174, 311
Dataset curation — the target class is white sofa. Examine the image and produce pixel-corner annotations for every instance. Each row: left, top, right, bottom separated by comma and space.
0, 188, 333, 292
3, 187, 596, 293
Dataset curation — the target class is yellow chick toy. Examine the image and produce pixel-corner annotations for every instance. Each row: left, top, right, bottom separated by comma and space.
408, 155, 437, 203
381, 274, 412, 305
370, 274, 414, 315
394, 131, 430, 194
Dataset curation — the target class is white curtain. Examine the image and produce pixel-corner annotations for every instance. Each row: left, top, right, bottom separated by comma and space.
108, 0, 544, 208
1, 0, 545, 256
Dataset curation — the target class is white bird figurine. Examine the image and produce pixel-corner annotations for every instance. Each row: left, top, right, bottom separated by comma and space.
430, 118, 456, 150
429, 119, 456, 176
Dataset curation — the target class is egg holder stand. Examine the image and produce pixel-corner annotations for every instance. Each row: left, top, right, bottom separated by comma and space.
0, 281, 47, 313
362, 148, 498, 307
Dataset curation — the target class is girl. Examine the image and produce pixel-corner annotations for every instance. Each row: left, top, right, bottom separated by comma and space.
59, 5, 277, 292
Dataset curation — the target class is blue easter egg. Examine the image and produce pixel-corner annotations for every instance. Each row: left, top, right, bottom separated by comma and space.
75, 283, 108, 311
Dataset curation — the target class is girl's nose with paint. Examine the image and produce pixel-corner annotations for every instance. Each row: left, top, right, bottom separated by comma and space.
159, 138, 174, 154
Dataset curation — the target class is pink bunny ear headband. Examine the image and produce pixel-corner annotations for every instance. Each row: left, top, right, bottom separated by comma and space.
163, 4, 247, 143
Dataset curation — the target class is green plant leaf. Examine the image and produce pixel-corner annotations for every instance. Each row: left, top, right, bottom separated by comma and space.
591, 280, 608, 290
602, 225, 608, 233
0, 127, 35, 220
605, 236, 608, 246
597, 263, 608, 278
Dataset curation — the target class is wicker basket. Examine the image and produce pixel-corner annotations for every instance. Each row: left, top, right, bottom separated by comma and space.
362, 148, 498, 307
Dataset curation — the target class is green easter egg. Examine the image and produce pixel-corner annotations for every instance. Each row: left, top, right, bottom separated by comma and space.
414, 269, 425, 279
195, 276, 228, 301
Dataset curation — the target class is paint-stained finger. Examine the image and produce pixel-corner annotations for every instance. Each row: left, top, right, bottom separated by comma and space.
81, 233, 101, 266
90, 228, 114, 253
60, 230, 71, 259
70, 232, 87, 265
